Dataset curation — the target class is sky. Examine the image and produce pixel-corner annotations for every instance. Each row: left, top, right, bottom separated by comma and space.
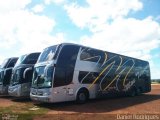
0, 0, 159, 79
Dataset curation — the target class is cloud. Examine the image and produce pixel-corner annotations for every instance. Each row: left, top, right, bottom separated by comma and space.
0, 10, 57, 50
0, 0, 159, 79
64, 0, 160, 79
0, 56, 6, 65
0, 0, 65, 64
32, 4, 45, 13
155, 15, 160, 22
64, 0, 160, 58
151, 68, 160, 79
149, 60, 160, 79
18, 32, 65, 55
65, 0, 143, 29
44, 0, 65, 5
79, 17, 160, 79
0, 0, 31, 14
79, 17, 160, 59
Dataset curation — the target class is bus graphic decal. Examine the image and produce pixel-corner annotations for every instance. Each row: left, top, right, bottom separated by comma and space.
79, 48, 136, 92
99, 57, 135, 91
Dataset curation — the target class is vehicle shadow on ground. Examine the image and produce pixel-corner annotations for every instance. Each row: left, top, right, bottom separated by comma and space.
0, 95, 32, 102
11, 97, 32, 103
0, 95, 13, 100
36, 94, 160, 113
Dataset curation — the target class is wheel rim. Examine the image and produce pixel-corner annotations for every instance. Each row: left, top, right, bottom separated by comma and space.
79, 93, 86, 101
131, 90, 136, 96
136, 88, 141, 95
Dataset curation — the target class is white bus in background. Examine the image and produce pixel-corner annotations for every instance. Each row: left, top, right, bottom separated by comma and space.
30, 43, 151, 103
8, 52, 40, 97
0, 57, 18, 95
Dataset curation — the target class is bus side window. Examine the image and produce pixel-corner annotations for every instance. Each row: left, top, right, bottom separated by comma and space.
80, 48, 105, 64
78, 71, 100, 84
24, 53, 40, 64
53, 45, 80, 87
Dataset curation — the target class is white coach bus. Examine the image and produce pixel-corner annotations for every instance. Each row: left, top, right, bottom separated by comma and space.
0, 57, 18, 95
30, 43, 151, 103
8, 52, 40, 97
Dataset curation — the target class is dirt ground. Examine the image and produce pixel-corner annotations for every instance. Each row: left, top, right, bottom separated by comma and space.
0, 84, 160, 120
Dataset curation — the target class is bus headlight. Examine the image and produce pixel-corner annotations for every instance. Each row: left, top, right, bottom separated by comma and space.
43, 92, 51, 96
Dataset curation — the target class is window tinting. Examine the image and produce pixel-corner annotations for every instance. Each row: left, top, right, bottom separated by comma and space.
11, 66, 34, 86
23, 53, 40, 64
3, 68, 12, 85
78, 71, 99, 84
10, 68, 26, 85
32, 66, 54, 88
0, 71, 3, 84
38, 45, 58, 63
15, 55, 26, 67
53, 45, 80, 87
80, 48, 105, 64
7, 58, 18, 68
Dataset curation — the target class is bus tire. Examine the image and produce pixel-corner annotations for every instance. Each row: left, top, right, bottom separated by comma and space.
128, 87, 136, 97
136, 87, 141, 96
76, 89, 89, 104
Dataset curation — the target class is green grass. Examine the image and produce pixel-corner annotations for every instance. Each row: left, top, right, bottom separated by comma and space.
152, 79, 160, 84
151, 82, 160, 84
0, 103, 49, 120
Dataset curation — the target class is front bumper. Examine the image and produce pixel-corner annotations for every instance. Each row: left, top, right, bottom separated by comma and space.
30, 94, 52, 103
0, 85, 8, 95
8, 85, 21, 97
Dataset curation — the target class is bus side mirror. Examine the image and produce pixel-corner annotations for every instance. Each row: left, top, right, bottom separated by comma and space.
53, 64, 56, 67
23, 67, 33, 79
4, 68, 13, 76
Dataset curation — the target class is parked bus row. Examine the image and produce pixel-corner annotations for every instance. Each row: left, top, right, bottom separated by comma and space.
0, 43, 151, 103
0, 53, 40, 97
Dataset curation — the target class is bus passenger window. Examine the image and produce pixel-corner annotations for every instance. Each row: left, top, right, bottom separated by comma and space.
53, 45, 80, 87
78, 71, 100, 84
80, 48, 105, 64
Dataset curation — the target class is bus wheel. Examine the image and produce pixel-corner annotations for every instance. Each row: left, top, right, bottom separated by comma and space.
76, 89, 89, 104
128, 87, 136, 97
136, 87, 141, 96
130, 90, 136, 97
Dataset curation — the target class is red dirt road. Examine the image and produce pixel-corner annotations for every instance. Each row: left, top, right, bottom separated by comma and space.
34, 84, 160, 120
0, 84, 160, 120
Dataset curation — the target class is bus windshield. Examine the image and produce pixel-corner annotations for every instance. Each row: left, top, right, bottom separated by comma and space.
14, 55, 26, 67
0, 69, 3, 84
32, 66, 53, 88
0, 58, 9, 68
10, 68, 24, 85
37, 45, 58, 63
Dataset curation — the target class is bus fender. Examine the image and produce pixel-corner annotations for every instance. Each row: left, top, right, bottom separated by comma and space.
75, 87, 90, 100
